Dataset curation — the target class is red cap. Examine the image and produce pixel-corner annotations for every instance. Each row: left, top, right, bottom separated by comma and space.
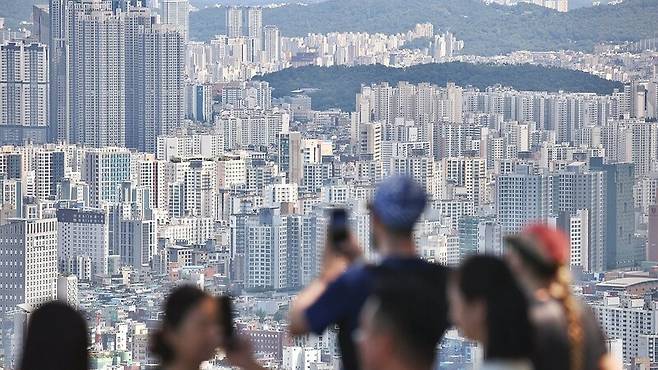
522, 224, 570, 266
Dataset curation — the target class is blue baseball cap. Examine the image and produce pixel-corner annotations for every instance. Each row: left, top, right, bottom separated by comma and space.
370, 175, 427, 231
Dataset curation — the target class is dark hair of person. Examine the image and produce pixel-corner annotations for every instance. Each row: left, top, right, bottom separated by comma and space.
455, 255, 533, 360
151, 285, 210, 365
19, 301, 90, 370
369, 275, 443, 368
507, 237, 559, 278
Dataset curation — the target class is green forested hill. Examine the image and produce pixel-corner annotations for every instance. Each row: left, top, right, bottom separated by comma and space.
190, 0, 658, 55
255, 63, 624, 111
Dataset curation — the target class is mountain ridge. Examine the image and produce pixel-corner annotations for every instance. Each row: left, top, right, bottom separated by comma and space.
254, 62, 624, 111
190, 0, 658, 55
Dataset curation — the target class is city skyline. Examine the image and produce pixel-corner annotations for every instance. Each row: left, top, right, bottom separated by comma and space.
0, 0, 657, 369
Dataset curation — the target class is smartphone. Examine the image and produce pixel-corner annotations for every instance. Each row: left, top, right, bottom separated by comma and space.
329, 208, 350, 250
218, 295, 235, 343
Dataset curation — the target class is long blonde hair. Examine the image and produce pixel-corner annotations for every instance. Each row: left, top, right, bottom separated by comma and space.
520, 224, 585, 370
548, 265, 584, 370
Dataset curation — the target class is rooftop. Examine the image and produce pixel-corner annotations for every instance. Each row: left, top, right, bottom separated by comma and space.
597, 277, 658, 289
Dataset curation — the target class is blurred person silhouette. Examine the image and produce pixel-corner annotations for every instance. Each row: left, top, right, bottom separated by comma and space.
19, 301, 89, 370
356, 275, 445, 370
505, 224, 610, 370
288, 175, 450, 370
449, 255, 534, 370
151, 285, 221, 370
223, 273, 445, 370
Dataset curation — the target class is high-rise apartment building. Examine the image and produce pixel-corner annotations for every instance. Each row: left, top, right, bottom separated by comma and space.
0, 218, 58, 313
458, 216, 502, 260
112, 217, 157, 271
84, 148, 131, 207
263, 25, 280, 64
56, 274, 79, 307
558, 209, 589, 271
246, 7, 262, 38
160, 0, 189, 42
592, 295, 658, 363
278, 131, 301, 183
33, 149, 65, 200
69, 0, 126, 147
226, 6, 243, 38
124, 5, 154, 150
49, 1, 184, 150
552, 162, 606, 272
590, 158, 636, 269
496, 164, 553, 234
49, 0, 69, 143
246, 6, 262, 50
32, 5, 51, 45
185, 84, 214, 123
246, 207, 288, 290
107, 182, 158, 270
57, 207, 109, 280
443, 157, 487, 207
0, 41, 49, 144
137, 25, 184, 152
357, 122, 383, 162
649, 203, 658, 262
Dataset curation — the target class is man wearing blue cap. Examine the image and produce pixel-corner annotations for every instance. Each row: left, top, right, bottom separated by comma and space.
288, 175, 450, 370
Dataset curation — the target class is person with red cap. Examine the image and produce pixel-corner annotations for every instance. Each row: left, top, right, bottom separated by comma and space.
504, 224, 614, 370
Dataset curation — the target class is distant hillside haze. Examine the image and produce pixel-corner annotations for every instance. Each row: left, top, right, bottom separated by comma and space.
1, 0, 46, 29
190, 0, 326, 7
190, 0, 658, 55
255, 63, 624, 111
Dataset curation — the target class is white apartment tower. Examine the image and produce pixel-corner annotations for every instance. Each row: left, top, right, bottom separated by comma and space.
592, 296, 658, 363
443, 157, 487, 206
0, 41, 49, 142
56, 274, 79, 307
246, 7, 262, 38
124, 5, 154, 151
263, 25, 280, 64
49, 1, 184, 150
0, 218, 58, 313
246, 207, 288, 290
358, 122, 383, 162
496, 164, 553, 234
246, 6, 263, 55
138, 25, 185, 153
56, 207, 109, 280
49, 0, 71, 143
69, 0, 126, 147
226, 6, 243, 38
84, 148, 132, 207
160, 0, 189, 42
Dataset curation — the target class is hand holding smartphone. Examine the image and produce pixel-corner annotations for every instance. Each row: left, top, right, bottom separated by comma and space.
328, 208, 349, 252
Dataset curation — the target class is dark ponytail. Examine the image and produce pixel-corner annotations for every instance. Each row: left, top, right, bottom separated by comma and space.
150, 285, 209, 364
455, 255, 533, 360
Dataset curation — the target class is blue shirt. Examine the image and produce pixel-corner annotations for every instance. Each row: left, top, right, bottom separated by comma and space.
304, 256, 448, 370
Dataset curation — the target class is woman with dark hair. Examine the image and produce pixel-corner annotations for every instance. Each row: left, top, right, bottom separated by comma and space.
20, 301, 89, 370
505, 224, 610, 370
449, 255, 534, 370
151, 285, 221, 370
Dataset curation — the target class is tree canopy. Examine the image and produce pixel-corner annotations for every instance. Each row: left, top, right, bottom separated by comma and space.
190, 0, 658, 55
255, 62, 623, 111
